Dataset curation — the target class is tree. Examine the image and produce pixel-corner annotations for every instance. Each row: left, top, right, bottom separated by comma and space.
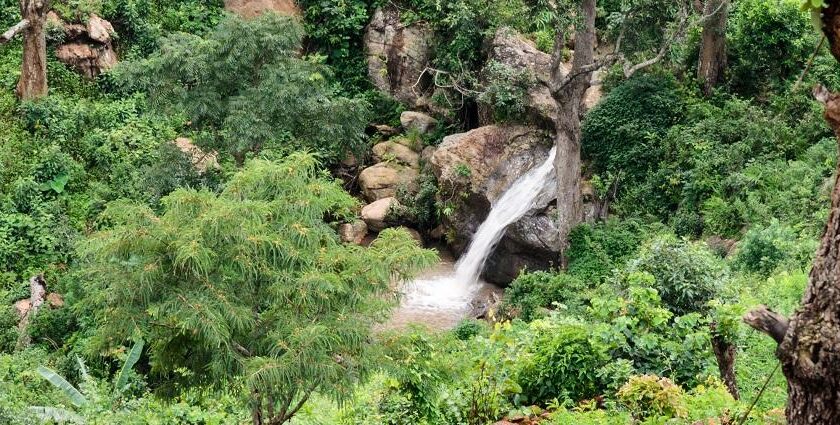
697, 0, 729, 96
1, 0, 50, 100
549, 0, 694, 260
118, 14, 370, 165
78, 153, 436, 425
743, 2, 840, 422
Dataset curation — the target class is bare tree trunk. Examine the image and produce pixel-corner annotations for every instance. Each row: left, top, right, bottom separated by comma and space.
743, 4, 840, 422
711, 332, 740, 400
697, 0, 728, 96
15, 275, 46, 350
552, 0, 597, 263
16, 0, 49, 100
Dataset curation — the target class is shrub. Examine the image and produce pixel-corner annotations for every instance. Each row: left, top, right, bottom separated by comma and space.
500, 271, 588, 321
734, 221, 817, 276
452, 319, 484, 341
566, 219, 652, 283
479, 60, 535, 122
625, 235, 724, 316
617, 375, 687, 421
516, 320, 608, 405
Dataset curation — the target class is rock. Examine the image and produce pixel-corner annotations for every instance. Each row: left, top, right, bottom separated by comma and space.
46, 293, 64, 308
429, 225, 445, 240
358, 162, 419, 202
420, 145, 436, 164
46, 11, 64, 28
398, 227, 424, 245
373, 124, 400, 137
338, 220, 368, 245
14, 292, 64, 320
55, 42, 118, 79
362, 197, 399, 231
400, 111, 438, 134
223, 0, 300, 18
431, 125, 561, 284
393, 136, 424, 153
341, 152, 358, 168
364, 6, 434, 107
584, 84, 603, 111
372, 141, 420, 168
174, 137, 220, 172
13, 299, 30, 320
480, 27, 577, 129
707, 236, 738, 257
87, 14, 114, 44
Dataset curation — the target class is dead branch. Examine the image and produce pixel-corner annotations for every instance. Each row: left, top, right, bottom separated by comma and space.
1, 19, 29, 43
744, 305, 790, 344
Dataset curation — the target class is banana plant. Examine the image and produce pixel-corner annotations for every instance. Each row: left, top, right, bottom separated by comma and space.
28, 339, 145, 424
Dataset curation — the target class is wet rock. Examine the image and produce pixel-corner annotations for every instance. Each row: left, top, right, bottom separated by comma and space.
362, 197, 399, 231
338, 220, 368, 245
364, 6, 434, 107
401, 111, 438, 134
223, 0, 300, 18
359, 162, 419, 202
373, 141, 421, 168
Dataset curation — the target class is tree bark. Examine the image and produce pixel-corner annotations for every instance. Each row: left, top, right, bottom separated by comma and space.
552, 0, 597, 262
15, 275, 46, 350
697, 0, 728, 96
710, 331, 740, 400
15, 0, 50, 100
743, 4, 840, 422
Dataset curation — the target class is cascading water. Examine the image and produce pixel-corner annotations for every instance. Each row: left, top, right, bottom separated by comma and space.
400, 147, 558, 314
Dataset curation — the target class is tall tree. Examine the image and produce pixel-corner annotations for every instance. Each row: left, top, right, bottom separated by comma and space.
1, 0, 50, 100
744, 2, 840, 422
549, 0, 694, 259
79, 154, 436, 425
697, 0, 729, 96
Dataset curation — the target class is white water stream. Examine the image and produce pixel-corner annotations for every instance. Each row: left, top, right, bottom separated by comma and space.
395, 148, 557, 325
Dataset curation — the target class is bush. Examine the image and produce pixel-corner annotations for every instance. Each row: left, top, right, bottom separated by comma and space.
500, 271, 588, 321
566, 219, 652, 283
625, 234, 725, 316
617, 375, 687, 421
516, 320, 608, 405
734, 221, 817, 276
452, 319, 484, 341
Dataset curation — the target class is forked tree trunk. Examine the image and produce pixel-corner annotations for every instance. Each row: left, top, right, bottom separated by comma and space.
1, 1, 50, 100
744, 3, 840, 422
552, 0, 597, 262
697, 0, 728, 96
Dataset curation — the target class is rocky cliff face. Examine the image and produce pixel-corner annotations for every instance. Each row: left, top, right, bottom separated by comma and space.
51, 13, 118, 79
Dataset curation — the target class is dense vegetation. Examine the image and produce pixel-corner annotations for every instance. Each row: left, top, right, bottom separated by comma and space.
1, 0, 838, 424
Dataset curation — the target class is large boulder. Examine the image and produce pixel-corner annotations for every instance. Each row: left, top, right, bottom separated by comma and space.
430, 125, 562, 283
362, 197, 399, 231
223, 0, 300, 18
364, 7, 434, 108
372, 141, 420, 168
480, 28, 603, 129
53, 14, 118, 79
401, 111, 438, 134
338, 220, 368, 245
359, 162, 419, 202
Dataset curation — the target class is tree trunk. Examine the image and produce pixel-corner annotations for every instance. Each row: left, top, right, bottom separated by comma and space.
697, 0, 728, 96
552, 0, 597, 262
16, 0, 50, 100
743, 4, 840, 422
711, 333, 740, 400
15, 275, 46, 350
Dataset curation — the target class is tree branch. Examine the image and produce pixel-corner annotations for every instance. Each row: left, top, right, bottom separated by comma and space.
1, 19, 29, 44
622, 2, 692, 78
744, 306, 790, 344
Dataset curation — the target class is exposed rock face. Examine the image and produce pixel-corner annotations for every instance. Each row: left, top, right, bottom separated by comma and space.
53, 14, 117, 79
174, 137, 220, 172
359, 162, 419, 202
430, 125, 562, 283
223, 0, 300, 18
400, 111, 438, 134
338, 220, 368, 245
362, 197, 399, 231
481, 28, 603, 129
364, 7, 434, 107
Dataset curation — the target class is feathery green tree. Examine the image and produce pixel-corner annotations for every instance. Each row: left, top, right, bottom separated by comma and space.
116, 14, 370, 165
77, 153, 436, 424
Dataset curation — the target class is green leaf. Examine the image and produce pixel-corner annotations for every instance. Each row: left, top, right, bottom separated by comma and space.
36, 366, 87, 407
28, 406, 85, 424
114, 339, 144, 395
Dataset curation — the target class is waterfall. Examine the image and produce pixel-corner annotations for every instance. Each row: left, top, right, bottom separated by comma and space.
401, 147, 557, 311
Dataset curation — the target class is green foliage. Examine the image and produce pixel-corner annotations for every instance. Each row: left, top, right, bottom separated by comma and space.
452, 319, 484, 341
624, 235, 724, 316
617, 375, 687, 421
727, 0, 814, 96
566, 219, 653, 283
733, 220, 817, 276
500, 271, 588, 321
479, 60, 535, 122
392, 172, 441, 231
117, 14, 371, 163
77, 154, 436, 423
515, 319, 608, 405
